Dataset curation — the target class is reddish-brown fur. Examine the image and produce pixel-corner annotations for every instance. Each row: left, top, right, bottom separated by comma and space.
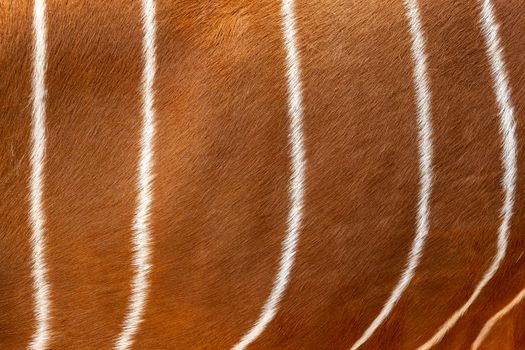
1, 0, 524, 349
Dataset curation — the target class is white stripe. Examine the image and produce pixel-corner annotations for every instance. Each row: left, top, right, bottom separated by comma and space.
349, 0, 434, 348
230, 0, 307, 349
472, 287, 525, 350
418, 1, 517, 349
113, 0, 158, 349
28, 0, 52, 349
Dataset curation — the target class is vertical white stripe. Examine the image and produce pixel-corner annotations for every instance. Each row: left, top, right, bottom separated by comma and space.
230, 0, 307, 349
113, 0, 157, 349
349, 0, 434, 349
29, 0, 52, 349
418, 1, 517, 349
472, 287, 525, 350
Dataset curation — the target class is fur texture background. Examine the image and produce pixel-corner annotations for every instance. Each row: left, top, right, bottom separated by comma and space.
0, 0, 524, 349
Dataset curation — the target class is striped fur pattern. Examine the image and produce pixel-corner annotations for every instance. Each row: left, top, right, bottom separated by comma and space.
0, 0, 524, 349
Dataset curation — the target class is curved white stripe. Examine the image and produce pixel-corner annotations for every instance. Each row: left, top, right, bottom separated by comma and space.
350, 0, 434, 348
28, 0, 52, 349
113, 0, 158, 349
472, 287, 525, 350
230, 0, 306, 349
418, 1, 517, 349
